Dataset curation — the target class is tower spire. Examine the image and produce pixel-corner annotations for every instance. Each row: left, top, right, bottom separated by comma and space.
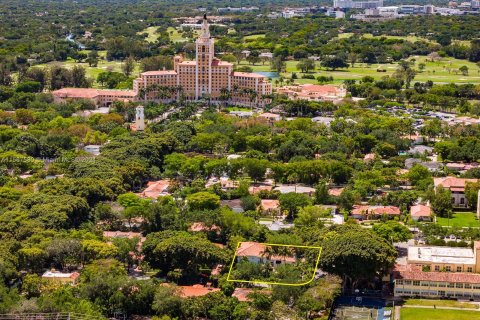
200, 14, 210, 38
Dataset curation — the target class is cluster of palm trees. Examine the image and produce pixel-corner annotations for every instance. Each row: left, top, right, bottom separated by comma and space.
138, 84, 185, 102
138, 83, 272, 109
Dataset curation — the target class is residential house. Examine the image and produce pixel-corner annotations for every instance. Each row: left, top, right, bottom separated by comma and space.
434, 177, 478, 207
351, 205, 401, 220
42, 270, 80, 285
179, 284, 220, 297
235, 242, 296, 267
258, 199, 280, 215
137, 180, 171, 199
410, 204, 432, 222
274, 184, 315, 196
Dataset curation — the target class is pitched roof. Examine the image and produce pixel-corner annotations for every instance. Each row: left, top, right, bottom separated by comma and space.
189, 222, 221, 232
138, 180, 170, 199
393, 264, 480, 284
236, 241, 266, 257
410, 204, 432, 217
52, 88, 137, 98
179, 284, 220, 297
260, 199, 280, 211
352, 205, 401, 216
232, 288, 254, 302
433, 177, 478, 190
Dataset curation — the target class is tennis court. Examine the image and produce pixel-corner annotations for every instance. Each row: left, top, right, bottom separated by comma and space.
331, 305, 379, 320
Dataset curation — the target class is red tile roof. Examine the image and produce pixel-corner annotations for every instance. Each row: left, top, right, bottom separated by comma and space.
394, 264, 480, 284
179, 284, 220, 297
138, 180, 170, 199
352, 205, 401, 216
328, 188, 344, 197
189, 222, 221, 232
434, 177, 478, 191
249, 185, 273, 194
260, 199, 280, 211
410, 204, 432, 217
52, 88, 136, 98
236, 242, 296, 263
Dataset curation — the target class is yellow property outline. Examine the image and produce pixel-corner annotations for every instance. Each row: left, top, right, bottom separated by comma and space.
226, 242, 322, 286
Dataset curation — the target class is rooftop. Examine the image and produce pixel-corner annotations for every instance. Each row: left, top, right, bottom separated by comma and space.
137, 180, 170, 199
52, 88, 136, 98
410, 204, 432, 217
434, 176, 478, 190
141, 70, 178, 76
394, 264, 480, 284
407, 245, 475, 265
42, 270, 80, 280
179, 284, 220, 297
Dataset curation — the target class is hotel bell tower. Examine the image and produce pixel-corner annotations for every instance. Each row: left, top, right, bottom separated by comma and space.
195, 14, 214, 99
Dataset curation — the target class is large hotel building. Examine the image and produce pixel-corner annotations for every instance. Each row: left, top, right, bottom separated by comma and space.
53, 16, 272, 107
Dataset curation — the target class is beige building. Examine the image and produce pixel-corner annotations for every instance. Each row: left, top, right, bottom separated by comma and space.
53, 16, 272, 108
407, 244, 480, 273
434, 177, 478, 208
393, 264, 480, 300
133, 15, 272, 107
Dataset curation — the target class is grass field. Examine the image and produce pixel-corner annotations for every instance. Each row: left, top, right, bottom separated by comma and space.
404, 299, 479, 309
239, 55, 480, 85
401, 307, 480, 320
436, 212, 479, 228
138, 26, 159, 43
166, 27, 194, 43
34, 51, 141, 87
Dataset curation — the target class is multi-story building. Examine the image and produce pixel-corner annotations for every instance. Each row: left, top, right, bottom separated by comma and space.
393, 242, 480, 299
333, 0, 383, 9
407, 244, 480, 273
133, 15, 272, 107
434, 177, 478, 207
393, 264, 480, 300
53, 16, 272, 108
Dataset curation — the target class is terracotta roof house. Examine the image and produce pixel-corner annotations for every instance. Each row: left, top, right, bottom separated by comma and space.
42, 270, 80, 285
249, 184, 273, 194
434, 177, 478, 207
189, 222, 221, 233
52, 88, 136, 107
137, 180, 171, 199
410, 204, 432, 222
236, 242, 296, 266
258, 199, 280, 215
351, 205, 401, 220
179, 284, 220, 297
328, 187, 344, 197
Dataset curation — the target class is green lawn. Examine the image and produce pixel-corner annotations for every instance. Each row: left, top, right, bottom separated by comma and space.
166, 27, 195, 43
138, 26, 159, 43
239, 55, 480, 85
404, 299, 479, 309
436, 212, 480, 228
401, 307, 480, 320
34, 51, 142, 88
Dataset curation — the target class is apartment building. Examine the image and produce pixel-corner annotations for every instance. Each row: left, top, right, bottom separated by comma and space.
393, 264, 480, 299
